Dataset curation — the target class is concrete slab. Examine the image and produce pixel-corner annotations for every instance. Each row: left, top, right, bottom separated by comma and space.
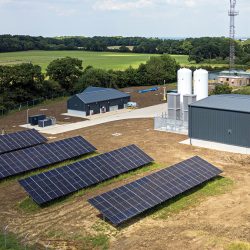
180, 138, 250, 155
61, 113, 88, 118
62, 107, 129, 119
19, 124, 63, 131
155, 128, 188, 135
27, 103, 167, 135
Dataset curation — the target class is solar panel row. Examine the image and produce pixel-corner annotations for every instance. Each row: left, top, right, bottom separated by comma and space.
88, 156, 223, 225
0, 129, 47, 154
19, 145, 154, 205
0, 136, 96, 180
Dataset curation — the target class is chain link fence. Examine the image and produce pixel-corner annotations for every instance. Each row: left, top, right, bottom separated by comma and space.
0, 92, 71, 117
154, 115, 188, 134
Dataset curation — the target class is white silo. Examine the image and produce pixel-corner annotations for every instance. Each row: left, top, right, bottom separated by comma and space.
193, 69, 208, 101
177, 68, 192, 102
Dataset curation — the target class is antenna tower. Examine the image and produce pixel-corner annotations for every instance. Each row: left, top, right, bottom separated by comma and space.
229, 0, 238, 70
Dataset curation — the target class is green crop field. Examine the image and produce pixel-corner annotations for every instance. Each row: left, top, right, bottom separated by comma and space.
0, 50, 190, 71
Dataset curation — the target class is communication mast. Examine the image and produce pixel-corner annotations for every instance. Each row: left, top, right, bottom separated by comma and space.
228, 0, 239, 70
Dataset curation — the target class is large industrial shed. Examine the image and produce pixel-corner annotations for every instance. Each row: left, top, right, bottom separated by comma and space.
67, 86, 130, 116
189, 94, 250, 148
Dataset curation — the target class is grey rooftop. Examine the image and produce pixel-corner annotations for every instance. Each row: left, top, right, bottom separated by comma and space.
76, 86, 130, 104
189, 94, 250, 113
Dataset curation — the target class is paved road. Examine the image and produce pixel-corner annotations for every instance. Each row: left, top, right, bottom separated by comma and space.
27, 103, 167, 135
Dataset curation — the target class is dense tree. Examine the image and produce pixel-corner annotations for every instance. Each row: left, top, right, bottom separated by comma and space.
243, 44, 250, 54
119, 46, 130, 52
75, 55, 179, 91
140, 55, 179, 85
76, 67, 110, 91
188, 37, 244, 63
46, 57, 83, 91
0, 63, 44, 109
212, 84, 232, 95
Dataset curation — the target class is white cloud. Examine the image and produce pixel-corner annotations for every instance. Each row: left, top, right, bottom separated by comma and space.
48, 5, 77, 16
184, 0, 196, 7
93, 0, 153, 11
0, 0, 13, 5
92, 0, 215, 11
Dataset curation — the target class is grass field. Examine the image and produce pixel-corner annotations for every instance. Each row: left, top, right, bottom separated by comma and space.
0, 50, 190, 71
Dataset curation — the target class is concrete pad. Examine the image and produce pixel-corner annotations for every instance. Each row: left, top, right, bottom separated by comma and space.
28, 103, 167, 135
180, 138, 250, 155
155, 128, 188, 135
61, 113, 88, 118
62, 108, 129, 119
20, 124, 63, 131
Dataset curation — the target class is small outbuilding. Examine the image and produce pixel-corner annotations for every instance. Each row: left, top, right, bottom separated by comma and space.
189, 94, 250, 148
218, 70, 250, 87
67, 86, 130, 116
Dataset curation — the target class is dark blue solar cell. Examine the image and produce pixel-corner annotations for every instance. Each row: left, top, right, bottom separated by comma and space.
88, 156, 223, 226
0, 136, 96, 180
19, 145, 154, 205
0, 129, 47, 154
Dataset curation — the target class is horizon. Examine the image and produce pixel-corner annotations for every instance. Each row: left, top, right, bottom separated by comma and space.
0, 34, 249, 40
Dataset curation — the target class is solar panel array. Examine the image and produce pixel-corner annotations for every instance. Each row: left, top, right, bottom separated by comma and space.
0, 136, 96, 180
88, 156, 223, 225
0, 129, 47, 154
19, 145, 153, 205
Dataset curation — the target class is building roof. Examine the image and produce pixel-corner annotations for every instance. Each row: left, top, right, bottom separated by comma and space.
219, 76, 248, 79
75, 86, 130, 104
219, 70, 250, 78
189, 94, 250, 113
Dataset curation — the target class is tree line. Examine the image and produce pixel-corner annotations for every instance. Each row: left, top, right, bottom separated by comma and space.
1, 35, 249, 65
0, 55, 179, 112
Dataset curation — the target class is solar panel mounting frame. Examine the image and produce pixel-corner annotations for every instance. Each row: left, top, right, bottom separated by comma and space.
0, 136, 96, 180
19, 144, 154, 205
0, 129, 47, 154
88, 156, 223, 226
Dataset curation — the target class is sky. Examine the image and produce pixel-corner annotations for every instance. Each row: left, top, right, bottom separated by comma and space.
0, 0, 249, 38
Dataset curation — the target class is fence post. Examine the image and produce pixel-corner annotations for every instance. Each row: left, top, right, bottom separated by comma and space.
45, 241, 50, 250
24, 233, 29, 250
3, 225, 9, 248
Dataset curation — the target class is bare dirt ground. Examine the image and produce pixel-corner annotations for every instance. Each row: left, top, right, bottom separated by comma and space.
122, 85, 175, 108
0, 85, 174, 133
0, 98, 86, 134
0, 119, 249, 250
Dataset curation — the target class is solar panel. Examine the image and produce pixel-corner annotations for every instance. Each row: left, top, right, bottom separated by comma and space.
0, 129, 47, 154
0, 136, 96, 180
88, 156, 223, 225
19, 145, 153, 205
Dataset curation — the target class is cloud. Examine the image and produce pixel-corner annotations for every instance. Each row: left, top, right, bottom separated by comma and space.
0, 0, 13, 5
164, 0, 202, 7
48, 5, 77, 16
93, 0, 153, 11
92, 0, 212, 11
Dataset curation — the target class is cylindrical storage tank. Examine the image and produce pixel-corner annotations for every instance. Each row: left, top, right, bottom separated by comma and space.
193, 69, 208, 101
177, 68, 192, 103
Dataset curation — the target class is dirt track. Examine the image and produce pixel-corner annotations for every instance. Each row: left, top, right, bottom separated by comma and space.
0, 119, 249, 250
